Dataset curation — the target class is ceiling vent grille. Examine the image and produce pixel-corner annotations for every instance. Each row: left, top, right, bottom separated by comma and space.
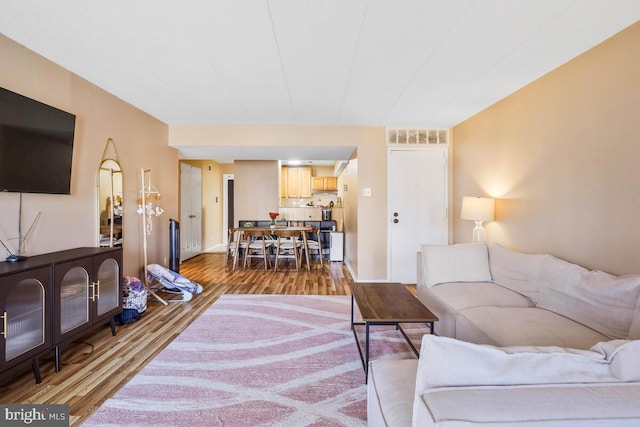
386, 127, 449, 146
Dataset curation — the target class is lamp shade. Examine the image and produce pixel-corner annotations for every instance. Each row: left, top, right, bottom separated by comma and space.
461, 196, 495, 222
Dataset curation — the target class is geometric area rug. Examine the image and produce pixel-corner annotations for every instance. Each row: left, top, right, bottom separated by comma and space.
82, 295, 427, 427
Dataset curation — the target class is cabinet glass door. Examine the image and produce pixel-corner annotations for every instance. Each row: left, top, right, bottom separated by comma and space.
96, 258, 119, 316
5, 279, 45, 361
60, 267, 89, 334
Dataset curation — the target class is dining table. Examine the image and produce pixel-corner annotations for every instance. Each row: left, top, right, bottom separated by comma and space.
230, 225, 313, 271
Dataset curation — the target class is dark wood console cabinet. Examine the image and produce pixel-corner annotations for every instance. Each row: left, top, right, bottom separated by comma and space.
0, 247, 122, 384
0, 265, 52, 384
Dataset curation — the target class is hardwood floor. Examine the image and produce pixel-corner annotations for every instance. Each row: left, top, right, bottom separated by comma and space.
0, 253, 367, 426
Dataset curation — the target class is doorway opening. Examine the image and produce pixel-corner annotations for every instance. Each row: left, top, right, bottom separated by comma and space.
223, 173, 234, 242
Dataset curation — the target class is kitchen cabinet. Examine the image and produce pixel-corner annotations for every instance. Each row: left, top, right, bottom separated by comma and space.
311, 176, 337, 191
282, 167, 311, 198
280, 167, 288, 196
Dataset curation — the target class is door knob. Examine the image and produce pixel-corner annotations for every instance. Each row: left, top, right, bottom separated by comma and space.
393, 219, 399, 224
393, 212, 399, 217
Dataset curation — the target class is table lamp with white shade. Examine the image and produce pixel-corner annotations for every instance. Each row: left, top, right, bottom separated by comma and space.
461, 196, 495, 243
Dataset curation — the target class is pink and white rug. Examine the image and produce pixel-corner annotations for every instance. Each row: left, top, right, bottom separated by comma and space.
83, 295, 427, 426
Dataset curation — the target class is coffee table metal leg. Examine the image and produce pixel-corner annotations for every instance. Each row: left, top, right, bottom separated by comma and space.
350, 293, 367, 379
350, 294, 355, 328
397, 323, 420, 357
365, 322, 370, 382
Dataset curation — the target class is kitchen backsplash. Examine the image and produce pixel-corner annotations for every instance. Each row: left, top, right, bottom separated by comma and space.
280, 194, 338, 208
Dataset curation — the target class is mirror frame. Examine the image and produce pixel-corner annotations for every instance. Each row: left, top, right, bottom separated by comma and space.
98, 138, 123, 247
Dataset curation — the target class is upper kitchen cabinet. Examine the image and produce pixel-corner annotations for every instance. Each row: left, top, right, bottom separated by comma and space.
311, 176, 337, 192
281, 167, 311, 198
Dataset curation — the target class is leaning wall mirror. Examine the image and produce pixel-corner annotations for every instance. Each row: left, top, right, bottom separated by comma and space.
98, 138, 123, 247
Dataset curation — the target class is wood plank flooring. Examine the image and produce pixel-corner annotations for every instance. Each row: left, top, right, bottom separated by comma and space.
0, 253, 414, 426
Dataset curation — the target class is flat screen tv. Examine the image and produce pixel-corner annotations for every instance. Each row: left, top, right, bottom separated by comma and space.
0, 87, 76, 194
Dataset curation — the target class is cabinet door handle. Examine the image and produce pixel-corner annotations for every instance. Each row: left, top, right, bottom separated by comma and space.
91, 281, 100, 301
1, 311, 6, 339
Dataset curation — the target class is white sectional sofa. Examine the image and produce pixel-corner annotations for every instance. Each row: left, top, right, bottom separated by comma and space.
367, 243, 640, 426
417, 243, 640, 348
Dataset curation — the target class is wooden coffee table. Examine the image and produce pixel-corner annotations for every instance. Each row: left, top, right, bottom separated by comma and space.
349, 282, 438, 381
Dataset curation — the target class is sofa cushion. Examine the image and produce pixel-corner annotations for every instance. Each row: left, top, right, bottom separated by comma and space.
537, 256, 640, 340
488, 243, 547, 302
415, 335, 640, 390
456, 306, 609, 349
367, 359, 418, 427
417, 282, 534, 338
421, 243, 491, 287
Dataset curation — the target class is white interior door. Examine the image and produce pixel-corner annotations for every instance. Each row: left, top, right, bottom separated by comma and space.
388, 148, 448, 284
180, 163, 202, 261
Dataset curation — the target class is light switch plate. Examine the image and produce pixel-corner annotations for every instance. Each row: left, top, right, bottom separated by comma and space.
363, 187, 372, 197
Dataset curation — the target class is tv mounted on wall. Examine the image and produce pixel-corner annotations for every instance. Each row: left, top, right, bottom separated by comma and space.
0, 87, 76, 195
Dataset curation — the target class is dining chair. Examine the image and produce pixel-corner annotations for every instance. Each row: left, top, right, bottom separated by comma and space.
302, 227, 323, 269
272, 228, 303, 271
242, 229, 273, 270
226, 228, 247, 270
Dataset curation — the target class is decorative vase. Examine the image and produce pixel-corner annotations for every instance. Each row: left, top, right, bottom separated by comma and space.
270, 217, 276, 228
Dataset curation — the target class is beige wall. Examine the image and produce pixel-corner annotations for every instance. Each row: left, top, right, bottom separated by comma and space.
341, 157, 358, 274
0, 35, 178, 277
169, 125, 388, 281
354, 132, 388, 280
233, 160, 280, 225
203, 161, 224, 248
220, 164, 234, 176
311, 166, 333, 177
452, 22, 640, 275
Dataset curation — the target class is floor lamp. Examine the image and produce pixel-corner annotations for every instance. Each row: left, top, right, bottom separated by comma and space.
139, 168, 168, 305
461, 196, 495, 243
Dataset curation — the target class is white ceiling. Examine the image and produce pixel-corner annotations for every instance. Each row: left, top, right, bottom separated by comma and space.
1, 1, 639, 162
